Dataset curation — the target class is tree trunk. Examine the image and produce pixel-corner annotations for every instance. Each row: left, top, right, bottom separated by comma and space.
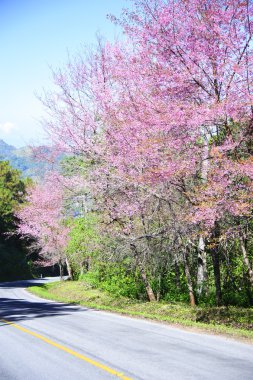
200, 129, 209, 182
65, 257, 73, 280
211, 249, 222, 306
59, 261, 63, 280
209, 223, 222, 306
197, 236, 208, 297
86, 256, 91, 271
130, 243, 156, 302
156, 274, 161, 301
240, 235, 253, 287
174, 258, 181, 290
140, 267, 156, 302
183, 250, 196, 307
196, 129, 210, 298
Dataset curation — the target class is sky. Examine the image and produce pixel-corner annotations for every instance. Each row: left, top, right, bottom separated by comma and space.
0, 0, 128, 147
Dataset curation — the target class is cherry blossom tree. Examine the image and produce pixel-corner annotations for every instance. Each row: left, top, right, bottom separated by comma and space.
16, 172, 72, 278
35, 0, 253, 305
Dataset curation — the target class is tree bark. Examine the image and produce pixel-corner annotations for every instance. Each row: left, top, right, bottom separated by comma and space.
130, 243, 156, 302
209, 223, 222, 306
196, 129, 209, 298
59, 261, 63, 280
200, 129, 209, 182
174, 258, 181, 290
197, 236, 208, 297
140, 267, 156, 302
65, 257, 73, 280
240, 235, 253, 287
210, 247, 222, 306
183, 250, 196, 307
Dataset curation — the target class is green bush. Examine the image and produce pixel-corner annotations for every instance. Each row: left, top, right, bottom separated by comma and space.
84, 260, 145, 299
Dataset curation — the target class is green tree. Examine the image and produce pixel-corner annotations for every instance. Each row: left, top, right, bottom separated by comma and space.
0, 160, 30, 232
0, 161, 32, 281
66, 213, 102, 279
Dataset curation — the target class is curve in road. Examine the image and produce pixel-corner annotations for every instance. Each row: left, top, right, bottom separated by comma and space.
0, 278, 253, 380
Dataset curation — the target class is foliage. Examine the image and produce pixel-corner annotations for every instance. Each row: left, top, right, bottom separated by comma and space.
66, 214, 102, 279
85, 259, 145, 299
29, 280, 253, 342
0, 235, 32, 281
0, 160, 29, 231
0, 160, 33, 280
17, 0, 253, 308
16, 172, 70, 268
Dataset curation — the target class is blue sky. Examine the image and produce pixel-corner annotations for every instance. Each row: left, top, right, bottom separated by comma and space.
0, 0, 128, 147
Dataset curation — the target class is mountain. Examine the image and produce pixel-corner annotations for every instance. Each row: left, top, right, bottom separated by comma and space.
0, 139, 56, 179
0, 139, 16, 156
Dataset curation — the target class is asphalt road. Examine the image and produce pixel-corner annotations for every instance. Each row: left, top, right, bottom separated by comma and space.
0, 278, 253, 380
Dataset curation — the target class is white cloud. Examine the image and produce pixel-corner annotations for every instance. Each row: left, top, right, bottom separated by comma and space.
0, 122, 15, 134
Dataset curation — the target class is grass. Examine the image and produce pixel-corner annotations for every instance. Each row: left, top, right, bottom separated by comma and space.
28, 280, 253, 343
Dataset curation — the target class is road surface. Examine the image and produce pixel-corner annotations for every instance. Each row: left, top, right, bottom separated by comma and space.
0, 278, 253, 380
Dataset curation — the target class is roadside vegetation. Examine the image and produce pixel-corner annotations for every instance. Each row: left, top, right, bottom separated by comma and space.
0, 160, 33, 281
29, 280, 253, 342
7, 0, 253, 338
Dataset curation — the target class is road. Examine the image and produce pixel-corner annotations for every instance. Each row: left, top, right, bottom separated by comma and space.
0, 278, 253, 380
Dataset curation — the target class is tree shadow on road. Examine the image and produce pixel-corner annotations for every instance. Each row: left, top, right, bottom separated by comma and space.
0, 279, 87, 323
0, 297, 87, 323
0, 280, 47, 289
0, 278, 64, 289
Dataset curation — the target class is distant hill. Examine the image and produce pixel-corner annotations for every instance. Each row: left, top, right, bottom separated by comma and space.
0, 139, 58, 179
0, 139, 16, 155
